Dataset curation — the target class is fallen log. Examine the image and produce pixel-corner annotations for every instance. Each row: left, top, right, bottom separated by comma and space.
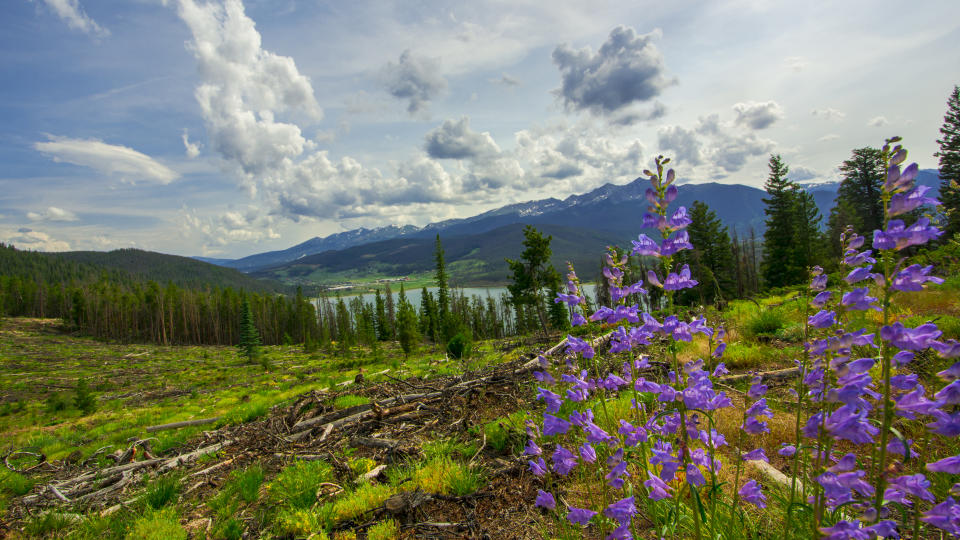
719, 367, 800, 384
146, 417, 221, 433
351, 437, 399, 450
156, 440, 232, 474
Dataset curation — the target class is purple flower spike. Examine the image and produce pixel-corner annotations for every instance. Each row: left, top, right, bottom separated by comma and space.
552, 445, 578, 476
536, 387, 562, 413
927, 455, 960, 474
566, 506, 597, 526
535, 489, 556, 510
881, 322, 942, 351
738, 480, 767, 509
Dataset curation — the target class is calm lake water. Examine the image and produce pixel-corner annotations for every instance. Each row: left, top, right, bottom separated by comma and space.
316, 284, 599, 308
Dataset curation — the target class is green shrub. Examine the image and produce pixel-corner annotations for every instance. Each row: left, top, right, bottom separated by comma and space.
24, 511, 77, 537
446, 332, 472, 359
74, 377, 97, 415
0, 471, 36, 496
333, 394, 370, 409
368, 519, 400, 540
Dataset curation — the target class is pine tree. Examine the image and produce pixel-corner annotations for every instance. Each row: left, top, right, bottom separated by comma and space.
396, 284, 419, 357
238, 297, 261, 363
937, 85, 960, 239
790, 186, 825, 278
434, 235, 451, 339
678, 200, 736, 305
384, 282, 396, 340
828, 147, 885, 256
761, 155, 799, 288
506, 226, 560, 335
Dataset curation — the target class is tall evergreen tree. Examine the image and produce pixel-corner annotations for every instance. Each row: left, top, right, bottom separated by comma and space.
434, 234, 453, 339
384, 282, 396, 340
828, 147, 885, 255
238, 297, 261, 362
790, 186, 825, 278
506, 226, 560, 334
937, 85, 960, 239
396, 284, 419, 357
678, 200, 736, 305
761, 155, 800, 288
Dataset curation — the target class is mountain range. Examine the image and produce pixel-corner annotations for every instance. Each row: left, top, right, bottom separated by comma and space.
200, 170, 942, 286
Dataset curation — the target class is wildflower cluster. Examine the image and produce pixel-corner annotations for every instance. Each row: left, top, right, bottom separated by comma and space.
525, 139, 960, 539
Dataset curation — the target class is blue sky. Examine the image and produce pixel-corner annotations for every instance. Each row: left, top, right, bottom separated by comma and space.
1, 0, 958, 258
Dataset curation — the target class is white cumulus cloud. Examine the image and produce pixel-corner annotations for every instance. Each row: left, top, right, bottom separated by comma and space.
34, 136, 178, 183
732, 101, 783, 130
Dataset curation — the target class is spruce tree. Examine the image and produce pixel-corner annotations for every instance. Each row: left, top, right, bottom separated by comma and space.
828, 147, 885, 256
937, 85, 960, 239
678, 200, 736, 305
384, 282, 396, 340
238, 297, 261, 363
761, 155, 799, 288
396, 284, 419, 356
506, 226, 560, 335
790, 186, 825, 278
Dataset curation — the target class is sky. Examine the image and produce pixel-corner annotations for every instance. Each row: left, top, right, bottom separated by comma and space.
1, 0, 958, 258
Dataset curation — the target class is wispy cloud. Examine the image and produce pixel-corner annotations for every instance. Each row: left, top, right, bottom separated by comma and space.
26, 206, 79, 222
34, 136, 178, 184
41, 0, 109, 37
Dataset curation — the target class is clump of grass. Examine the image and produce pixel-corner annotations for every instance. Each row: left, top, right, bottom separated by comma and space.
333, 394, 370, 409
422, 438, 477, 462
226, 400, 270, 424
229, 464, 264, 503
329, 483, 395, 523
721, 343, 795, 371
477, 410, 529, 454
125, 507, 186, 540
143, 474, 181, 509
0, 471, 36, 497
741, 308, 788, 341
411, 456, 482, 496
74, 377, 97, 415
23, 511, 77, 537
367, 519, 400, 540
274, 508, 327, 538
268, 460, 334, 509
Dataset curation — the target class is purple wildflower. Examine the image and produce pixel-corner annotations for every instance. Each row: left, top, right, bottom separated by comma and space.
812, 290, 833, 307
631, 234, 660, 256
841, 287, 880, 311
529, 457, 547, 477
889, 185, 940, 216
535, 489, 556, 510
935, 380, 960, 405
536, 387, 562, 413
579, 443, 597, 463
552, 445, 578, 476
881, 322, 942, 351
927, 455, 960, 474
927, 410, 960, 437
663, 265, 698, 290
888, 474, 935, 502
566, 506, 597, 526
808, 310, 837, 329
524, 439, 542, 456
811, 273, 828, 291
892, 264, 944, 292
543, 414, 571, 436
739, 480, 767, 508
778, 445, 796, 457
644, 472, 672, 501
819, 520, 870, 540
571, 312, 587, 326
921, 496, 960, 536
742, 448, 769, 462
933, 341, 960, 359
603, 496, 636, 525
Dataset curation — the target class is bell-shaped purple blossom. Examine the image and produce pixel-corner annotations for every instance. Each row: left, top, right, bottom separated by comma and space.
939, 361, 960, 380
742, 448, 769, 462
933, 340, 960, 359
566, 506, 597, 526
644, 472, 672, 501
825, 405, 878, 444
603, 496, 636, 525
811, 273, 828, 291
631, 234, 660, 257
927, 410, 960, 437
889, 185, 939, 216
668, 206, 692, 229
892, 264, 944, 292
881, 322, 942, 351
808, 310, 837, 329
661, 230, 693, 256
552, 444, 578, 476
843, 249, 876, 267
888, 474, 935, 502
685, 463, 706, 486
927, 455, 960, 474
841, 287, 880, 311
891, 373, 919, 390
935, 380, 960, 405
606, 460, 631, 489
543, 414, 571, 436
921, 496, 960, 536
535, 489, 556, 510
529, 457, 547, 477
875, 218, 942, 251
777, 444, 796, 457
536, 387, 562, 413
739, 480, 767, 508
742, 416, 769, 434
566, 335, 595, 358
524, 439, 542, 456
812, 290, 833, 307
570, 312, 587, 327
662, 264, 698, 290
579, 443, 597, 464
